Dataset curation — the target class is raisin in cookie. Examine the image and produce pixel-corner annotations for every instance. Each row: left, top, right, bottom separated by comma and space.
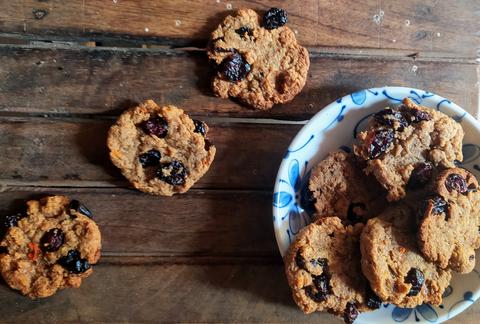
418, 168, 480, 273
208, 8, 309, 110
285, 217, 383, 323
0, 196, 101, 299
360, 206, 451, 308
308, 151, 387, 224
107, 100, 216, 196
354, 98, 464, 201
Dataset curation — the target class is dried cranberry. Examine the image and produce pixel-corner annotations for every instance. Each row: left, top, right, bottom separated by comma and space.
58, 249, 91, 274
141, 116, 168, 138
347, 203, 367, 223
374, 108, 408, 130
69, 200, 93, 218
295, 251, 307, 270
408, 162, 434, 189
139, 149, 161, 167
445, 173, 468, 194
368, 129, 394, 159
263, 8, 288, 30
193, 120, 206, 136
405, 268, 425, 296
235, 26, 253, 37
365, 287, 382, 309
0, 246, 7, 254
431, 196, 448, 215
405, 108, 432, 123
40, 228, 65, 252
156, 161, 188, 185
343, 302, 359, 324
220, 52, 251, 82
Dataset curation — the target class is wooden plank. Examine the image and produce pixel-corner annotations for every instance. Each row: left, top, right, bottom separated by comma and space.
0, 187, 277, 257
1, 1, 478, 56
0, 118, 300, 189
0, 46, 477, 120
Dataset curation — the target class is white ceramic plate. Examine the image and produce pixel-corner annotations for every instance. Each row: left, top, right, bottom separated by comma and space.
272, 86, 480, 323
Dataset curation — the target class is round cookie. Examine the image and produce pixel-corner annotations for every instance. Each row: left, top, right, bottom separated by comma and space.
207, 8, 310, 110
107, 100, 216, 196
285, 217, 383, 323
0, 196, 101, 298
360, 207, 451, 308
418, 168, 480, 273
354, 98, 464, 201
308, 151, 387, 224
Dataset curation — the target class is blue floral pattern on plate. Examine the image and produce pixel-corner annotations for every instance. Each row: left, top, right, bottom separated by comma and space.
272, 86, 480, 323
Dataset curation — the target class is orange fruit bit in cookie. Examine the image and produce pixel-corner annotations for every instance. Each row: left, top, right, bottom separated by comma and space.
27, 243, 41, 261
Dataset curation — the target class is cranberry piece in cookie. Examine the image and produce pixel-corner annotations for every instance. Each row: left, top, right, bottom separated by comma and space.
141, 116, 168, 138
40, 228, 65, 252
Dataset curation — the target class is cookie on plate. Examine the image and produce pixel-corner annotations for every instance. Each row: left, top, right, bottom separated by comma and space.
354, 98, 464, 201
208, 8, 309, 110
308, 151, 387, 224
107, 100, 216, 196
285, 217, 383, 323
360, 206, 451, 308
418, 168, 480, 273
0, 196, 101, 298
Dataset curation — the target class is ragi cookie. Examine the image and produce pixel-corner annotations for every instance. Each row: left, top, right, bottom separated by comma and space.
360, 206, 451, 308
418, 168, 480, 273
354, 98, 464, 201
308, 151, 387, 224
108, 100, 216, 196
208, 8, 309, 110
0, 196, 101, 299
285, 217, 383, 323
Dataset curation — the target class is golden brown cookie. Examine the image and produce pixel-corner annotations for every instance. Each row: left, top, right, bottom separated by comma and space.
418, 168, 480, 273
285, 217, 383, 323
308, 151, 387, 224
208, 8, 309, 110
0, 196, 101, 299
107, 100, 216, 196
354, 98, 464, 202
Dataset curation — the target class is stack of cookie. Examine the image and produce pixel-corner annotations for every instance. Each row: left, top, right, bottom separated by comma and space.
285, 98, 480, 323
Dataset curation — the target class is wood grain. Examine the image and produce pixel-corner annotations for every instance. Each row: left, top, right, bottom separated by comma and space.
0, 187, 277, 257
0, 117, 300, 189
1, 0, 478, 56
0, 45, 477, 120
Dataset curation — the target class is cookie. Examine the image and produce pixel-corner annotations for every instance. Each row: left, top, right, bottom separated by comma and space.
0, 196, 101, 298
208, 8, 310, 110
360, 207, 451, 308
107, 100, 216, 196
285, 217, 383, 323
418, 168, 480, 273
308, 151, 387, 224
354, 98, 464, 201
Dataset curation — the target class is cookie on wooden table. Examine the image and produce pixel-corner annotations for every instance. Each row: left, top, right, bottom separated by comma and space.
285, 217, 383, 323
0, 196, 101, 299
418, 167, 480, 273
208, 8, 310, 110
107, 100, 216, 196
354, 98, 464, 201
307, 151, 387, 224
360, 206, 451, 308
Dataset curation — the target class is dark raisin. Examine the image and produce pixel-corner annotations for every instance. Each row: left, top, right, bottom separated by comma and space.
263, 8, 288, 30
368, 129, 394, 159
431, 196, 448, 215
445, 173, 468, 194
405, 108, 432, 123
139, 149, 161, 167
58, 249, 91, 274
405, 268, 425, 296
347, 203, 367, 223
310, 257, 329, 271
40, 228, 65, 252
343, 302, 359, 324
220, 52, 251, 82
365, 287, 382, 309
300, 187, 316, 215
0, 246, 7, 254
193, 120, 206, 136
312, 273, 331, 296
295, 251, 307, 270
235, 26, 253, 37
156, 161, 188, 185
305, 285, 326, 302
408, 162, 434, 189
0, 214, 25, 237
69, 200, 93, 218
374, 108, 408, 130
141, 116, 168, 138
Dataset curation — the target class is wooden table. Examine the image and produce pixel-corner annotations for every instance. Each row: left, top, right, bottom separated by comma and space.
0, 1, 478, 322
